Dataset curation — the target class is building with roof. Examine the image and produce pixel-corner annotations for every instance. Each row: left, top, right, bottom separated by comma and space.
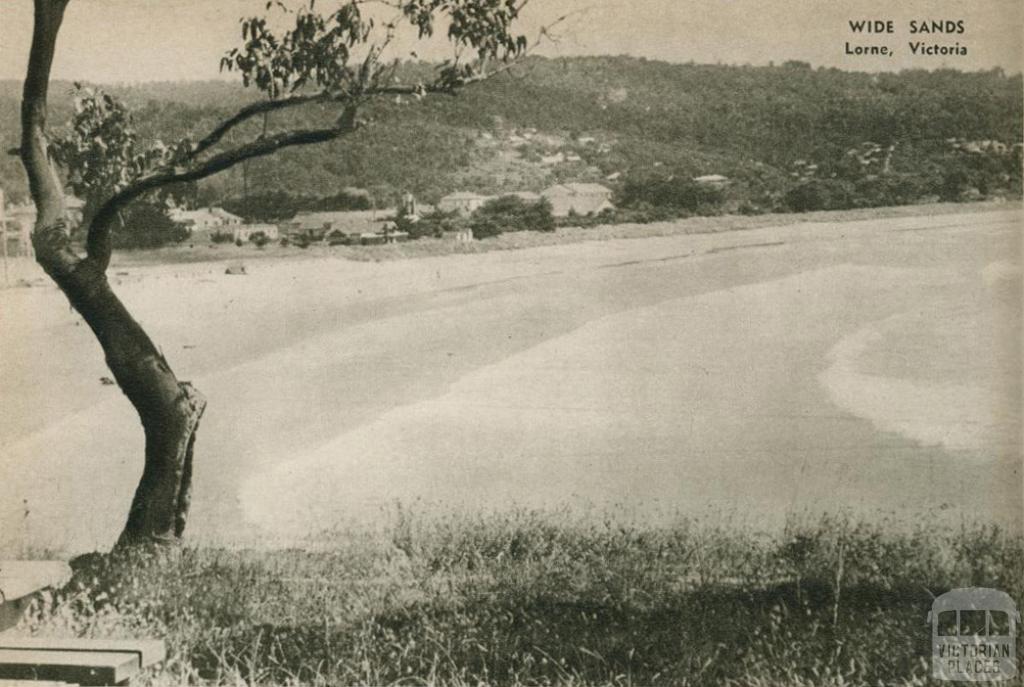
210, 208, 243, 226
233, 223, 279, 242
286, 209, 398, 241
541, 183, 614, 217
438, 192, 491, 216
170, 207, 242, 236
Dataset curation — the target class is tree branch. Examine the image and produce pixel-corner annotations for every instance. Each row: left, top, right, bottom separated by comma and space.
81, 1, 567, 272
85, 107, 359, 271
190, 0, 564, 161
189, 92, 338, 159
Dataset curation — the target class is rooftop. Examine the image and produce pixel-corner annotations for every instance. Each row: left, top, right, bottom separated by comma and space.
543, 183, 611, 196
441, 191, 489, 201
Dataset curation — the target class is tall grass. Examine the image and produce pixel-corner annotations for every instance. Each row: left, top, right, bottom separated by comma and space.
15, 510, 1024, 686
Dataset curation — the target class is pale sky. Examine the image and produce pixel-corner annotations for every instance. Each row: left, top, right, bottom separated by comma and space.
1, 0, 1021, 82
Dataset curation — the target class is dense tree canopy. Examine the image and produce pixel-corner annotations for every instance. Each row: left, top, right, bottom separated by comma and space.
2, 59, 1020, 212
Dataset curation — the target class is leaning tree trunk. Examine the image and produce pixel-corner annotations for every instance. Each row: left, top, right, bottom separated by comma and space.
21, 0, 205, 548
32, 246, 207, 547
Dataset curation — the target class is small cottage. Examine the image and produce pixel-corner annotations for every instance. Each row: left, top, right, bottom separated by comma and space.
170, 207, 242, 235
438, 192, 491, 216
233, 223, 280, 242
541, 183, 614, 217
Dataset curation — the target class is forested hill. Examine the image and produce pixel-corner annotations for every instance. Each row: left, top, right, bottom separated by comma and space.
1, 57, 1021, 208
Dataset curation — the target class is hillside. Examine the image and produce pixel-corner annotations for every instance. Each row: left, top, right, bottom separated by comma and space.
1, 57, 1021, 211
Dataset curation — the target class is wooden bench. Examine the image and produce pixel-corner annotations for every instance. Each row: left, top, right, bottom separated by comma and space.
0, 639, 165, 686
0, 562, 164, 686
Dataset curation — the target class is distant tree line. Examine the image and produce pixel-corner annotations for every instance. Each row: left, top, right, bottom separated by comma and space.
219, 188, 373, 222
4, 57, 1019, 246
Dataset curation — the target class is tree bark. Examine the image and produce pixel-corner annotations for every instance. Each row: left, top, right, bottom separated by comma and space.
21, 0, 205, 548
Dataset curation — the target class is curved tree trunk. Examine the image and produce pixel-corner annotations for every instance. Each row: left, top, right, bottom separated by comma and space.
33, 243, 207, 547
22, 0, 205, 548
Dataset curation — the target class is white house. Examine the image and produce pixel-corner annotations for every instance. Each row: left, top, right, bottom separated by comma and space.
438, 192, 491, 216
170, 207, 242, 235
541, 183, 614, 217
233, 223, 279, 242
211, 208, 243, 226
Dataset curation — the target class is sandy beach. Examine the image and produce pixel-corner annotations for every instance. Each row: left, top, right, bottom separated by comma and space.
1, 209, 1020, 553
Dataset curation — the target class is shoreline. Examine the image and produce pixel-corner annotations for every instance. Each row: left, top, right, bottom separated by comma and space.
2, 200, 1017, 285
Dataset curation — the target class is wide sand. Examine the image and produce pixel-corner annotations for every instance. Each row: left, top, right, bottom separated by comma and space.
1, 209, 1020, 553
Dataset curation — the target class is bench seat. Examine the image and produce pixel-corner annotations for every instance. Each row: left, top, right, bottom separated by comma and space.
0, 639, 164, 686
0, 562, 164, 684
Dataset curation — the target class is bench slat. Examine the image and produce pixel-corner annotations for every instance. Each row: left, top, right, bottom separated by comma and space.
0, 648, 139, 686
0, 639, 165, 668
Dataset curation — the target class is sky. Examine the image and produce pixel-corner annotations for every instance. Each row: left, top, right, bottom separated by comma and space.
0, 0, 1021, 83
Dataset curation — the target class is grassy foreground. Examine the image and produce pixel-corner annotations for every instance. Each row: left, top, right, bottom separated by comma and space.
17, 510, 1024, 686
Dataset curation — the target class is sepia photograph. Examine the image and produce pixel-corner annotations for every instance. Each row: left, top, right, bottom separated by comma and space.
0, 0, 1022, 684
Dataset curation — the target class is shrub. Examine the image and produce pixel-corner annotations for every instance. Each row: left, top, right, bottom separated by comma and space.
939, 168, 979, 202
110, 203, 189, 249
221, 188, 373, 222
248, 231, 270, 248
396, 208, 462, 240
469, 195, 554, 239
290, 234, 312, 249
784, 178, 855, 212
554, 205, 676, 228
852, 174, 929, 207
326, 229, 351, 246
619, 174, 726, 212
